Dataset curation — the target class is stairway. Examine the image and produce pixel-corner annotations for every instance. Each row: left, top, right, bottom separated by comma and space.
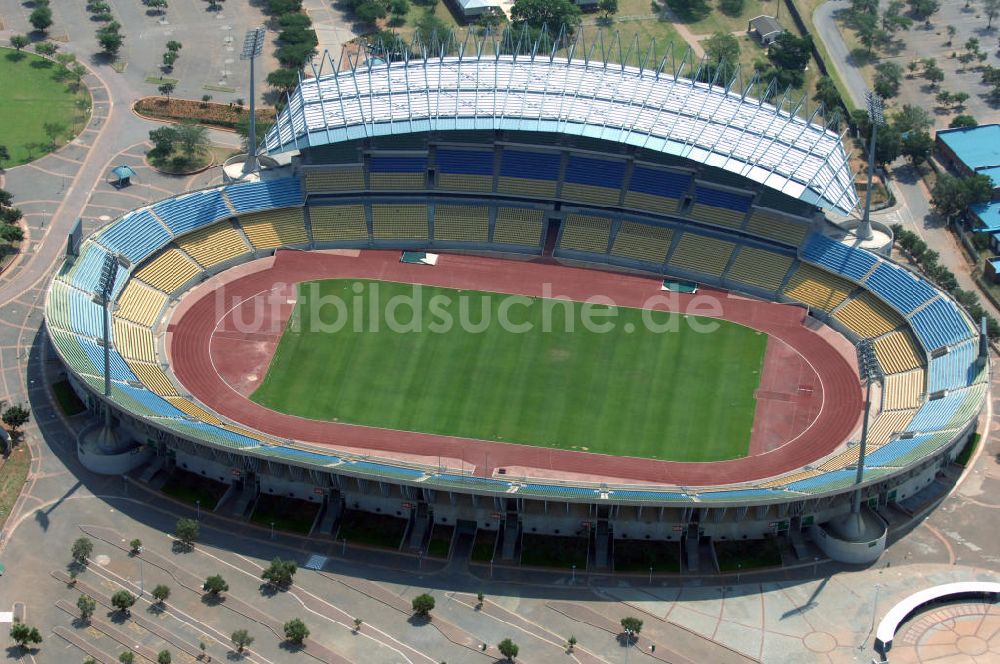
407, 503, 431, 551
685, 523, 700, 573
313, 492, 342, 536
499, 512, 520, 561
593, 520, 611, 570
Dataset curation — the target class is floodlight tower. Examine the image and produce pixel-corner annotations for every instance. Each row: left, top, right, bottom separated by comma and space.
96, 252, 119, 431
857, 90, 885, 242
240, 26, 266, 176
849, 339, 883, 530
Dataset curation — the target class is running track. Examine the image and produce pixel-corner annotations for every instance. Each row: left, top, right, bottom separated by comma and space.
168, 250, 863, 486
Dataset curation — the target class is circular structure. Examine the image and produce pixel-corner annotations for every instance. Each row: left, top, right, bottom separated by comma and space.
46, 50, 987, 555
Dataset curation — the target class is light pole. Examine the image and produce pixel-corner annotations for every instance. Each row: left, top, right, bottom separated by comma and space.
571, 564, 575, 583
490, 558, 494, 578
851, 340, 883, 523
270, 521, 275, 540
196, 499, 201, 521
858, 90, 885, 242
138, 553, 144, 597
239, 27, 265, 176
736, 562, 742, 586
648, 566, 653, 585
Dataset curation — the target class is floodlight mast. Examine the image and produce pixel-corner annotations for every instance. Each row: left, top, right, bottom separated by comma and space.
851, 339, 883, 517
97, 253, 119, 428
240, 27, 266, 176
857, 90, 885, 242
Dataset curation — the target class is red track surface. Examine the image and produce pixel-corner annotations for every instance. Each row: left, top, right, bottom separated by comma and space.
168, 250, 863, 486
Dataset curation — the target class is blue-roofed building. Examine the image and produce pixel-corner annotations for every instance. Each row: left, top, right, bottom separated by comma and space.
936, 124, 1000, 194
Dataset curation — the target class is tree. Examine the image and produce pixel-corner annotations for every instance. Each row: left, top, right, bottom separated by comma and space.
0, 225, 24, 243
767, 32, 813, 87
129, 538, 142, 555
855, 13, 888, 55
620, 616, 643, 641
148, 126, 178, 156
41, 122, 65, 148
922, 62, 945, 89
10, 35, 29, 52
266, 68, 300, 93
703, 31, 740, 69
2, 405, 30, 432
901, 130, 934, 166
77, 594, 96, 621
111, 590, 136, 615
35, 42, 58, 56
119, 652, 134, 664
283, 618, 309, 644
231, 629, 254, 653
166, 40, 182, 53
510, 0, 582, 31
175, 518, 199, 547
0, 146, 9, 167
158, 82, 176, 100
29, 6, 53, 33
952, 92, 970, 109
873, 62, 903, 99
0, 189, 12, 207
202, 574, 229, 597
411, 593, 435, 617
354, 1, 386, 24
874, 125, 902, 166
931, 173, 992, 220
598, 0, 619, 19
907, 0, 940, 20
893, 104, 933, 134
567, 635, 577, 651
174, 122, 208, 159
9, 622, 42, 651
950, 114, 978, 128
353, 617, 363, 631
882, 0, 912, 31
262, 557, 297, 588
98, 25, 125, 57
813, 76, 842, 111
162, 51, 177, 69
151, 584, 170, 605
157, 651, 171, 664
498, 638, 519, 662
720, 0, 744, 15
985, 0, 1000, 28
146, 0, 168, 13
71, 537, 94, 565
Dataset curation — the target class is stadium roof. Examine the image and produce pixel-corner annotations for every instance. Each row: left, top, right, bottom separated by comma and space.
265, 53, 858, 215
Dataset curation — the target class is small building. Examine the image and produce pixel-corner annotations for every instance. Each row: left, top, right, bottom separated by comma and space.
935, 124, 1000, 199
985, 256, 1000, 284
451, 0, 503, 19
748, 15, 784, 46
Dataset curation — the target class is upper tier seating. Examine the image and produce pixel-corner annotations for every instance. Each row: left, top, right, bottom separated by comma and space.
744, 208, 811, 246
371, 204, 428, 240
309, 205, 368, 243
868, 408, 920, 447
114, 281, 168, 327
865, 430, 958, 468
304, 167, 364, 193
49, 281, 104, 339
95, 209, 171, 265
239, 208, 308, 249
561, 155, 626, 206
112, 318, 156, 363
873, 330, 925, 373
165, 397, 224, 425
493, 207, 544, 247
368, 155, 427, 189
832, 292, 902, 338
726, 247, 794, 293
882, 369, 924, 410
668, 233, 735, 277
688, 185, 751, 230
49, 326, 98, 375
153, 189, 231, 235
558, 214, 613, 254
225, 177, 304, 213
134, 248, 201, 294
909, 298, 974, 351
801, 233, 878, 281
782, 263, 853, 312
435, 149, 494, 192
498, 150, 560, 198
610, 220, 673, 264
623, 166, 691, 215
127, 360, 178, 396
78, 335, 138, 383
906, 384, 987, 432
65, 243, 128, 299
176, 221, 250, 268
864, 262, 936, 314
433, 204, 489, 243
927, 338, 982, 393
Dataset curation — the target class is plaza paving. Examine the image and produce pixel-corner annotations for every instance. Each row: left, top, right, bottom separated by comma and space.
0, 1, 997, 662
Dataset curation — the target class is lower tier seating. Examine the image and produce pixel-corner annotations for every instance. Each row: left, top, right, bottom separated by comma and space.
433, 205, 489, 242
176, 221, 250, 268
688, 203, 746, 229
165, 396, 224, 425
782, 264, 853, 312
127, 360, 178, 396
610, 221, 672, 264
135, 248, 201, 294
882, 369, 924, 410
832, 292, 902, 338
623, 191, 680, 216
112, 318, 157, 363
239, 208, 308, 249
667, 233, 735, 277
371, 204, 428, 240
369, 172, 426, 190
868, 408, 918, 446
726, 247, 793, 293
561, 183, 622, 207
114, 281, 168, 327
873, 330, 925, 374
497, 176, 557, 199
558, 214, 612, 254
436, 173, 494, 192
745, 209, 810, 246
309, 205, 368, 242
492, 207, 544, 247
304, 167, 364, 192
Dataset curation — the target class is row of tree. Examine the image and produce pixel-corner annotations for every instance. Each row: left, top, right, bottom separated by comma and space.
87, 0, 125, 57
0, 189, 25, 248
264, 1, 318, 99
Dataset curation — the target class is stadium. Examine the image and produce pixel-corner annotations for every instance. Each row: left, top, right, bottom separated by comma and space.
45, 42, 987, 569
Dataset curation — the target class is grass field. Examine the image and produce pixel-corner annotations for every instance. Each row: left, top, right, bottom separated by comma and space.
0, 49, 90, 167
252, 279, 767, 462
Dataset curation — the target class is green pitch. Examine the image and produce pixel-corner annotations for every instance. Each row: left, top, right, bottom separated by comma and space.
251, 279, 768, 462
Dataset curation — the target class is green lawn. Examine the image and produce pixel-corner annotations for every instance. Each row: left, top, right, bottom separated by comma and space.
252, 279, 767, 462
0, 48, 90, 167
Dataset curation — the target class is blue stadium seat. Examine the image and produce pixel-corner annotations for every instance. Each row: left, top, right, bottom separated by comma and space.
346, 461, 424, 478
95, 210, 171, 265
519, 484, 601, 498
564, 156, 626, 188
694, 186, 752, 212
909, 298, 973, 351
225, 177, 304, 213
864, 434, 933, 467
435, 149, 494, 175
78, 335, 139, 383
68, 286, 105, 339
627, 167, 691, 198
697, 488, 774, 500
499, 150, 561, 180
801, 233, 878, 281
784, 469, 856, 492
260, 446, 341, 465
369, 156, 427, 172
905, 389, 971, 432
153, 189, 232, 234
113, 382, 188, 419
864, 262, 936, 314
927, 338, 980, 393
167, 420, 261, 448
67, 244, 128, 299
608, 489, 688, 501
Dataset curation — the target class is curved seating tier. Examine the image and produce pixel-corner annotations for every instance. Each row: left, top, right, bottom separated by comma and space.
610, 221, 673, 265
883, 369, 924, 411
874, 331, 924, 374
927, 338, 982, 393
726, 247, 793, 293
832, 292, 902, 339
94, 209, 172, 265
434, 148, 494, 193
239, 208, 308, 249
115, 281, 168, 327
558, 214, 613, 254
782, 263, 854, 312
175, 220, 251, 268
493, 207, 544, 247
371, 204, 428, 240
369, 155, 427, 190
309, 205, 368, 243
225, 177, 304, 212
745, 208, 810, 246
135, 248, 201, 294
668, 233, 735, 277
304, 167, 364, 193
433, 204, 489, 243
153, 189, 231, 235
801, 233, 878, 281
